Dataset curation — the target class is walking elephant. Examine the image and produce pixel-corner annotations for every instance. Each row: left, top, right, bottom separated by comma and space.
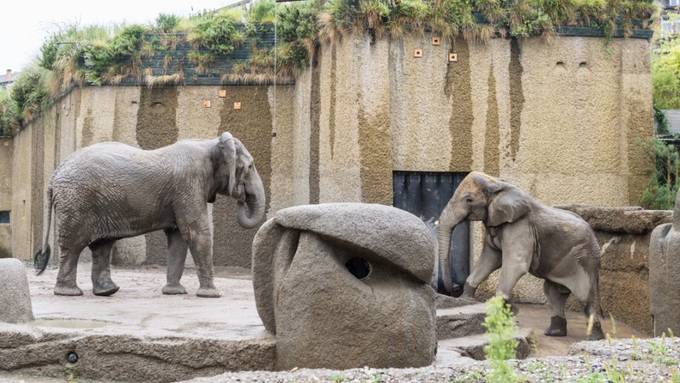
437, 172, 604, 340
33, 132, 266, 298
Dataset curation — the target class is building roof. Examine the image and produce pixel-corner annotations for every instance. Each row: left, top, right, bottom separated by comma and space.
0, 71, 19, 86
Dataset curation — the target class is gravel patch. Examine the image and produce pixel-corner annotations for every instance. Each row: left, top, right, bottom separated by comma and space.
182, 338, 680, 383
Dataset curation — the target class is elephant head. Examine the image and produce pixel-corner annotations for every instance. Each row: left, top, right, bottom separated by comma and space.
437, 172, 531, 294
214, 132, 266, 228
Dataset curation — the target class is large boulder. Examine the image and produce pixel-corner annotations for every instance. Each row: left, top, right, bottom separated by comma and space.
252, 203, 437, 370
649, 193, 680, 336
0, 258, 34, 323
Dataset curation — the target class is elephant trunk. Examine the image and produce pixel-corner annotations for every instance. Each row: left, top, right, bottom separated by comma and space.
237, 168, 266, 229
437, 205, 466, 295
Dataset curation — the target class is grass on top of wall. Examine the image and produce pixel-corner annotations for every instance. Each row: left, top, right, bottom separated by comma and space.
2, 0, 657, 133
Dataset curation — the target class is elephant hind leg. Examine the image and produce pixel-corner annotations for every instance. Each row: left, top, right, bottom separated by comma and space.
55, 242, 88, 296
162, 229, 189, 295
543, 279, 570, 337
90, 239, 119, 296
583, 276, 605, 340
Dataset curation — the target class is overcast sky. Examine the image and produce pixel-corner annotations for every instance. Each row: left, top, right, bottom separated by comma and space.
0, 1, 233, 74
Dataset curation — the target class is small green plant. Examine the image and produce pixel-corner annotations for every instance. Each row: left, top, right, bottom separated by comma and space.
483, 296, 520, 383
189, 11, 243, 55
155, 14, 180, 32
640, 138, 680, 210
249, 0, 276, 24
0, 89, 18, 136
330, 374, 345, 383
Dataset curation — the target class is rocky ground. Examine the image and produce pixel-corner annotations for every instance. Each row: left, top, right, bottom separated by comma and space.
181, 338, 680, 383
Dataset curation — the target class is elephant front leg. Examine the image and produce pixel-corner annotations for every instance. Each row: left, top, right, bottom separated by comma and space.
162, 229, 189, 295
185, 224, 221, 298
463, 239, 501, 299
90, 240, 120, 296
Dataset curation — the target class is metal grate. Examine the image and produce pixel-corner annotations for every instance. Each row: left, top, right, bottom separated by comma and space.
393, 171, 469, 296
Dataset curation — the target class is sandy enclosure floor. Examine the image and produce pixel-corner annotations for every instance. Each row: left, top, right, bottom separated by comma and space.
25, 263, 644, 354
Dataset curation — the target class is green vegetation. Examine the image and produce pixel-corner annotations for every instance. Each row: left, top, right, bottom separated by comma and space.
483, 296, 520, 383
652, 34, 680, 109
641, 138, 680, 210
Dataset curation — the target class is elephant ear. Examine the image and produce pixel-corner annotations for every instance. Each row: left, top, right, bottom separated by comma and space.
218, 132, 237, 195
486, 184, 531, 227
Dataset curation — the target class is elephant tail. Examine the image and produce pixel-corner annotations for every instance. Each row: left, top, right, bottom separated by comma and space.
34, 186, 53, 276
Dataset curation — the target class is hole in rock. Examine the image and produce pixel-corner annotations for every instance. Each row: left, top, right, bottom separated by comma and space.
556, 61, 565, 67
579, 61, 588, 67
66, 351, 79, 364
345, 257, 371, 280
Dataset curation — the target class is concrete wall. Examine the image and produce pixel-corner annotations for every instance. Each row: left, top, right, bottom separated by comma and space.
7, 34, 654, 284
0, 138, 11, 258
283, 33, 653, 209
11, 85, 294, 268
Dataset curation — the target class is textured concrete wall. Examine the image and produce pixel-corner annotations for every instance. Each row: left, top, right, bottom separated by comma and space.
12, 85, 291, 269
282, 33, 654, 333
297, 34, 652, 208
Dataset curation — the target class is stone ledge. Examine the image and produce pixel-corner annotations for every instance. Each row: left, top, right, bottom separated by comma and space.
558, 205, 672, 234
0, 323, 275, 383
436, 303, 487, 340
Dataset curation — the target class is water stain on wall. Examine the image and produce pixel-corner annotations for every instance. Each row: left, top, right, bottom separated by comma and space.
135, 87, 179, 265
309, 47, 321, 204
136, 87, 179, 150
484, 66, 500, 176
31, 115, 46, 255
445, 38, 473, 172
81, 109, 95, 147
509, 38, 524, 162
215, 86, 272, 268
329, 43, 338, 159
626, 101, 654, 204
358, 106, 392, 205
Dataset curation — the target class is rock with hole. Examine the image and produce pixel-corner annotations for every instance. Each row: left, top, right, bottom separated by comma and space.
0, 258, 34, 323
252, 203, 436, 370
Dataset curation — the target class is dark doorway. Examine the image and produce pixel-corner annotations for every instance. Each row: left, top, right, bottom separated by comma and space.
393, 171, 469, 296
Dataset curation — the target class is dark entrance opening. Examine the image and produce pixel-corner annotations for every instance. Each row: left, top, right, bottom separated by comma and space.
393, 171, 469, 296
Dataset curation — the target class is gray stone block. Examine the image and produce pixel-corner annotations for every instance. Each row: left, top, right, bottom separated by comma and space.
252, 203, 437, 370
0, 259, 34, 323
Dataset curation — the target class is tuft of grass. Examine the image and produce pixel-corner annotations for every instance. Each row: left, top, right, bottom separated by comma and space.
483, 296, 520, 383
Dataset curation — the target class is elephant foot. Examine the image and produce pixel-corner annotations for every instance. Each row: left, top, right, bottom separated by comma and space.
460, 282, 478, 300
54, 284, 84, 296
196, 287, 222, 298
162, 284, 188, 295
588, 321, 605, 341
545, 315, 568, 337
93, 282, 120, 297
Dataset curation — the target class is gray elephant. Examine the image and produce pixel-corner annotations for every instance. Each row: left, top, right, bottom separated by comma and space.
34, 132, 265, 298
437, 172, 604, 340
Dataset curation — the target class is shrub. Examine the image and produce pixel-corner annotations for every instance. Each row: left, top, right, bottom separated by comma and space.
249, 0, 276, 24
483, 296, 520, 383
0, 89, 19, 136
10, 66, 49, 122
652, 36, 680, 109
641, 139, 680, 210
189, 12, 243, 55
155, 14, 180, 33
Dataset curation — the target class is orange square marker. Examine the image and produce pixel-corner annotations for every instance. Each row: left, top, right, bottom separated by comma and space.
449, 53, 458, 62
234, 101, 242, 110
